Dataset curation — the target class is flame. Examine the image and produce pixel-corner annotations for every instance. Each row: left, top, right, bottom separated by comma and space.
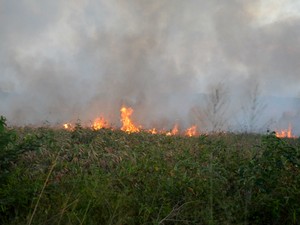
275, 124, 296, 138
120, 106, 140, 133
63, 123, 73, 130
63, 106, 202, 137
92, 117, 109, 130
148, 128, 158, 134
166, 124, 179, 136
185, 125, 197, 137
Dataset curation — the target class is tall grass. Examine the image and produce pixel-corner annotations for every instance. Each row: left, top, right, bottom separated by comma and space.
0, 119, 299, 224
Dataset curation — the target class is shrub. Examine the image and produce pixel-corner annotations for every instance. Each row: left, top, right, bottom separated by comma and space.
241, 133, 300, 224
0, 116, 17, 182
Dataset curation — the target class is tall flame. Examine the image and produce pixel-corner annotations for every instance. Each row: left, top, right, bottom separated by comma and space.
275, 124, 296, 138
120, 106, 140, 133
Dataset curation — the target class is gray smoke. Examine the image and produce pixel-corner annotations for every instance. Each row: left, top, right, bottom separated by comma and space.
1, 0, 300, 133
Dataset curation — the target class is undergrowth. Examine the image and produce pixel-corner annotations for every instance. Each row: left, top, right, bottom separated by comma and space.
0, 116, 299, 224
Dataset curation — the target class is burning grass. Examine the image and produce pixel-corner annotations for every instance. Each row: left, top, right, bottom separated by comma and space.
63, 106, 297, 140
1, 117, 300, 224
63, 106, 201, 137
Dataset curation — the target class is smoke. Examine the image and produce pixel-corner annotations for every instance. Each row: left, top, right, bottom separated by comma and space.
1, 0, 300, 132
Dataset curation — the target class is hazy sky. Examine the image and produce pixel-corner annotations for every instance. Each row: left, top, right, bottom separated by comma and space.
0, 0, 300, 128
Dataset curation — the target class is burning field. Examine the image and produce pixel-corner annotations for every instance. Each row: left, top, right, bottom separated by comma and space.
275, 123, 297, 139
1, 1, 300, 223
62, 105, 297, 139
1, 0, 300, 138
64, 106, 199, 137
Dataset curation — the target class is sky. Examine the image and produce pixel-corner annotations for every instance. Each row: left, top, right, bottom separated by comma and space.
0, 0, 300, 132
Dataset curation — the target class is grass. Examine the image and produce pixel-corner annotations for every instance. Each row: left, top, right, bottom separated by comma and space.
0, 118, 300, 224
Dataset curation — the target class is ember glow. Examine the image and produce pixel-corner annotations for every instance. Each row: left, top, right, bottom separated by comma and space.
275, 124, 296, 138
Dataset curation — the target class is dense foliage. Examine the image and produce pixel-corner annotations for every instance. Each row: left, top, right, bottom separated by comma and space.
0, 116, 299, 224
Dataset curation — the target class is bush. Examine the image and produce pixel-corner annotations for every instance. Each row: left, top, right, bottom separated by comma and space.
240, 133, 300, 224
0, 120, 299, 224
0, 116, 17, 182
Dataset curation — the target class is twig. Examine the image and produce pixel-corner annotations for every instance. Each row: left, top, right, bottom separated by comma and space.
27, 154, 59, 225
158, 201, 195, 225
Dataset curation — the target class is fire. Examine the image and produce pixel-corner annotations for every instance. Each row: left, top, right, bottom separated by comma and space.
63, 123, 73, 130
120, 106, 140, 133
185, 125, 197, 137
148, 128, 158, 134
63, 105, 200, 137
166, 124, 179, 136
275, 124, 296, 138
92, 117, 109, 130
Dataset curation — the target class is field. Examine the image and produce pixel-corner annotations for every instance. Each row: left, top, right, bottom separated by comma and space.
1, 116, 300, 225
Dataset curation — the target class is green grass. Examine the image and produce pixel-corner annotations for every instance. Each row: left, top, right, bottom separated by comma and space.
0, 118, 300, 224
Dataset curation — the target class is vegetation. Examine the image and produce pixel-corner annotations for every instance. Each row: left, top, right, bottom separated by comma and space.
0, 116, 299, 224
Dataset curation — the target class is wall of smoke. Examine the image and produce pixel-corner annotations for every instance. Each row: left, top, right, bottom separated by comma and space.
0, 0, 300, 134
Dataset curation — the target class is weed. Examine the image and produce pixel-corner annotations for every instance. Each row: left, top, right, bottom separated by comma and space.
0, 121, 299, 224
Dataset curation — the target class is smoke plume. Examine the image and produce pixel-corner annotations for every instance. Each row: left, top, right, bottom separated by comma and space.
1, 0, 300, 133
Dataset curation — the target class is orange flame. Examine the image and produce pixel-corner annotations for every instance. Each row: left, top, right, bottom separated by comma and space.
92, 117, 109, 130
120, 106, 140, 133
63, 106, 202, 137
185, 125, 197, 137
148, 128, 158, 134
166, 124, 179, 136
63, 123, 73, 130
275, 124, 296, 138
